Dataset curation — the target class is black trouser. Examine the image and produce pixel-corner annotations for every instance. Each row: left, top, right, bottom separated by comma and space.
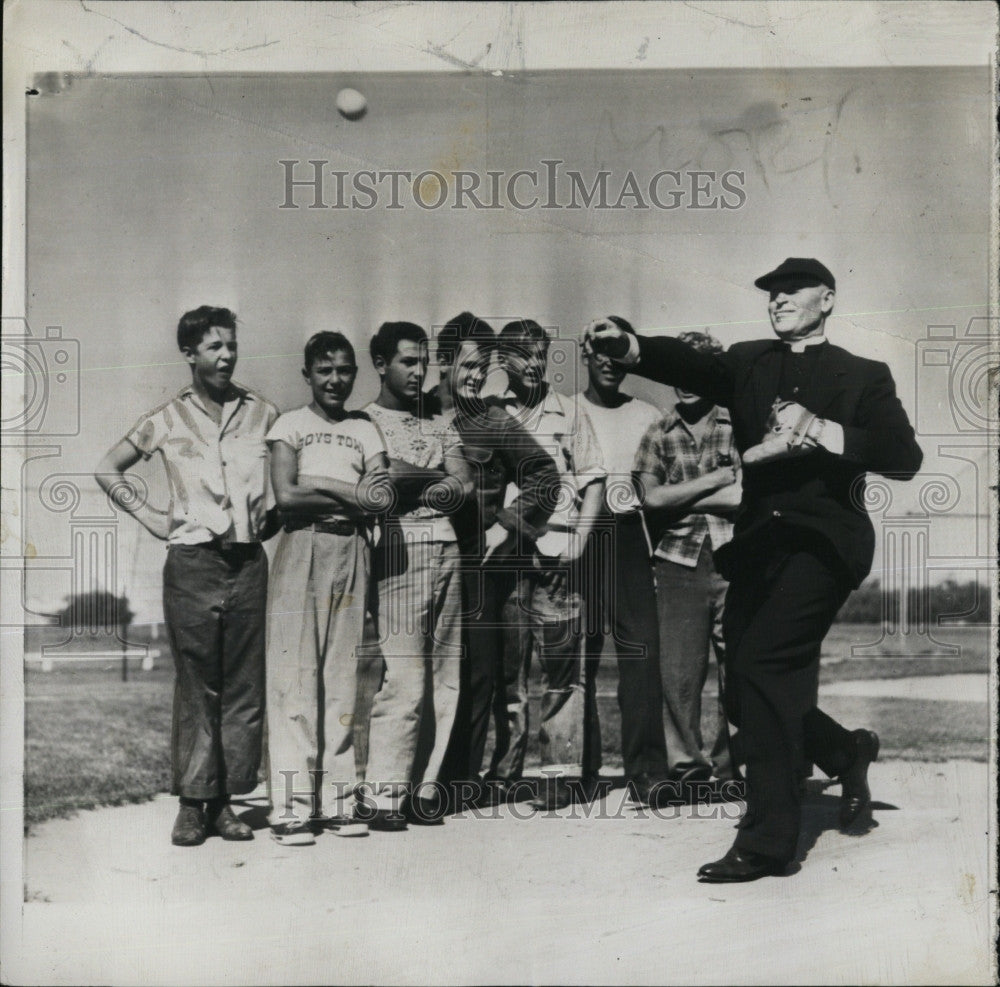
441, 558, 513, 783
163, 542, 267, 799
723, 528, 856, 863
582, 513, 668, 780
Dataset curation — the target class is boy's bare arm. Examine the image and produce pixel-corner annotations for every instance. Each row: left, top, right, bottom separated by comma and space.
636, 466, 736, 513
689, 479, 742, 517
94, 439, 171, 540
271, 442, 386, 520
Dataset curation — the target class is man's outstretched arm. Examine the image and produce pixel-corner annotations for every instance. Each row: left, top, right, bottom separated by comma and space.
583, 319, 736, 407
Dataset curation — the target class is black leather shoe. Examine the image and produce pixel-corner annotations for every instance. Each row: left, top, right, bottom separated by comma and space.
406, 796, 446, 826
366, 808, 408, 833
626, 772, 681, 808
478, 779, 521, 807
531, 775, 605, 811
666, 763, 713, 784
531, 776, 574, 811
697, 846, 787, 883
206, 802, 253, 841
171, 803, 206, 847
839, 729, 880, 829
626, 772, 655, 807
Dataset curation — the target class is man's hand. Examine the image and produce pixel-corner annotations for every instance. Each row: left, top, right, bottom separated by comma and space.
742, 399, 820, 465
423, 474, 466, 513
481, 522, 513, 562
771, 400, 817, 441
742, 434, 816, 466
582, 318, 630, 361
357, 465, 396, 515
139, 508, 171, 541
703, 465, 738, 489
259, 506, 282, 542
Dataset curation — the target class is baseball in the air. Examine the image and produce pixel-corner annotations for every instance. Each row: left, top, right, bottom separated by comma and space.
336, 88, 367, 120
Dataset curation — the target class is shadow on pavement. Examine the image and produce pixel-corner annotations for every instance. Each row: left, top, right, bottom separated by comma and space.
795, 778, 899, 863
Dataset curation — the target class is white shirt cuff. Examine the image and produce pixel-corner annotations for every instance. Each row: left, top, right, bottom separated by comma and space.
819, 420, 845, 455
620, 333, 641, 367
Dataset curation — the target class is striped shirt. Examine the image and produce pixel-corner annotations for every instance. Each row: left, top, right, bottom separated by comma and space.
126, 382, 279, 545
633, 405, 738, 567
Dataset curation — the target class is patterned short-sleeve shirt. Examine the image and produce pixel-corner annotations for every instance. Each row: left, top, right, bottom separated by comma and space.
364, 402, 462, 540
126, 382, 279, 545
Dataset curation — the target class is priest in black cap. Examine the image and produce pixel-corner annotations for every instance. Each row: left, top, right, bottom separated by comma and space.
584, 258, 923, 882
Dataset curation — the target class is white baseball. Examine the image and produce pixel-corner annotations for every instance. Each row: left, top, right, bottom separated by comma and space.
336, 88, 367, 120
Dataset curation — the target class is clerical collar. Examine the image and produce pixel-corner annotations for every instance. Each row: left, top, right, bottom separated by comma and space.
784, 335, 827, 354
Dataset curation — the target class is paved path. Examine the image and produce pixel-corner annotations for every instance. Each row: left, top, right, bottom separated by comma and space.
11, 760, 995, 985
820, 673, 988, 703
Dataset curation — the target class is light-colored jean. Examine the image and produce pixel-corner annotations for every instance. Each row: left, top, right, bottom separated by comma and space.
493, 558, 601, 780
364, 532, 463, 807
655, 541, 734, 779
265, 527, 369, 824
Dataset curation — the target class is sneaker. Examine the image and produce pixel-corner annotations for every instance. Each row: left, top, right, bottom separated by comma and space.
270, 821, 316, 846
312, 812, 370, 838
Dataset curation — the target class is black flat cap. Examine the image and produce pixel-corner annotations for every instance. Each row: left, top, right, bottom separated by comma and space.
754, 257, 836, 291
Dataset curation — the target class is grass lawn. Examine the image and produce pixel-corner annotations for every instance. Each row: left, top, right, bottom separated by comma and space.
23, 622, 991, 828
25, 665, 174, 828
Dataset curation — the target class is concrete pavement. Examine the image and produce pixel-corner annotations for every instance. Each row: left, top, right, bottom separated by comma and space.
9, 759, 995, 985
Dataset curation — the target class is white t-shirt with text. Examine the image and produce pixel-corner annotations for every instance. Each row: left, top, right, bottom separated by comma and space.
266, 405, 385, 522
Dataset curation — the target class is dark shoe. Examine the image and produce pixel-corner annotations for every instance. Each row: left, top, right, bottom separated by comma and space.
839, 729, 880, 829
626, 772, 656, 807
666, 763, 713, 784
531, 775, 605, 812
171, 803, 206, 847
697, 846, 787, 883
207, 802, 253, 841
626, 772, 680, 807
365, 807, 408, 833
406, 796, 446, 826
479, 778, 534, 807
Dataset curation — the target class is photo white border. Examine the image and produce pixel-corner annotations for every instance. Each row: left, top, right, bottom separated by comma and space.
3, 2, 997, 983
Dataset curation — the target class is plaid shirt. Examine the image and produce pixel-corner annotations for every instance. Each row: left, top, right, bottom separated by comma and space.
633, 405, 738, 567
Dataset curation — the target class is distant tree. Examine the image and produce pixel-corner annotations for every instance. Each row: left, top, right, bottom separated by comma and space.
837, 580, 887, 624
914, 579, 992, 624
837, 579, 990, 625
57, 590, 134, 635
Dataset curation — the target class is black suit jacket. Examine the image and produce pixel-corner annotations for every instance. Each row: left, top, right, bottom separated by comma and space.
634, 336, 923, 587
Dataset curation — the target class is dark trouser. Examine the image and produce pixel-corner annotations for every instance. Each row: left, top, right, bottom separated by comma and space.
583, 514, 668, 779
163, 542, 267, 800
655, 542, 734, 779
723, 530, 856, 863
441, 559, 511, 784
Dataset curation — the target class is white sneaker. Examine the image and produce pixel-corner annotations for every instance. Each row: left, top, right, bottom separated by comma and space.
314, 812, 370, 838
270, 821, 316, 846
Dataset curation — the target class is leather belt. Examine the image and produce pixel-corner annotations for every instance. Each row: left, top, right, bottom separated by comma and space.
284, 518, 359, 537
